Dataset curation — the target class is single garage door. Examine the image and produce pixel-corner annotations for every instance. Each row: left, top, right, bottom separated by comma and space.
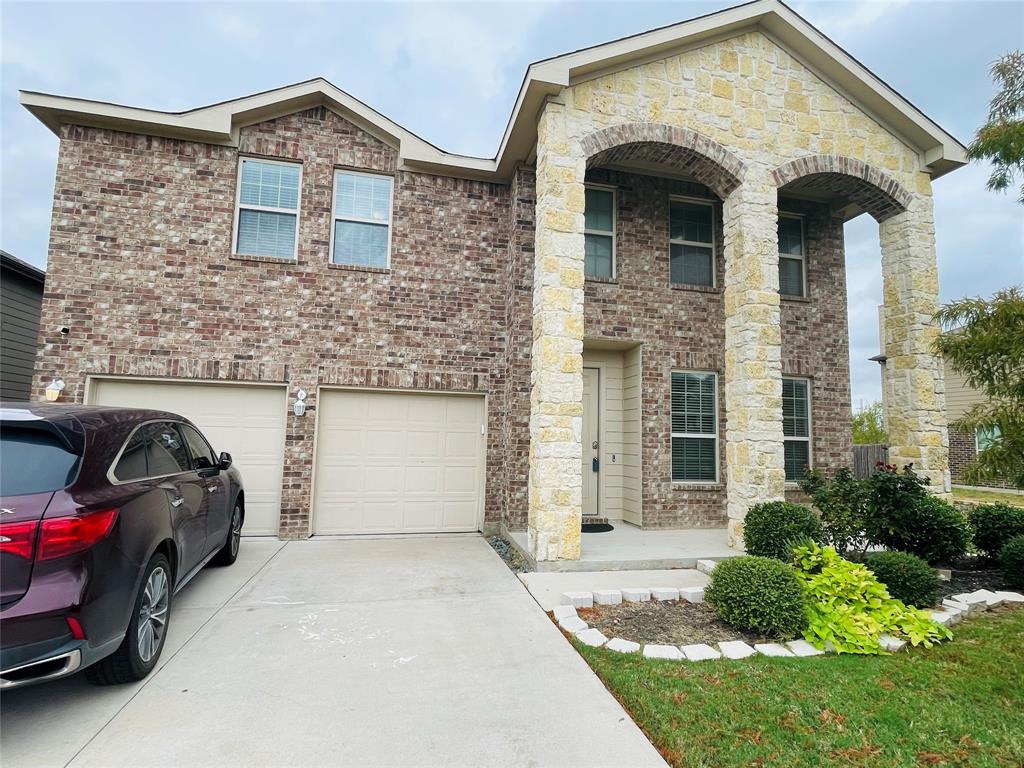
313, 390, 485, 535
90, 379, 287, 535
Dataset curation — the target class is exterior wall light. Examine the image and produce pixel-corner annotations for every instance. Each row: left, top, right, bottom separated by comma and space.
45, 378, 66, 402
293, 388, 308, 417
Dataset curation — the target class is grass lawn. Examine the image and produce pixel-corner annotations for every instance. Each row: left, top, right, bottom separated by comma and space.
952, 487, 1024, 508
575, 607, 1024, 768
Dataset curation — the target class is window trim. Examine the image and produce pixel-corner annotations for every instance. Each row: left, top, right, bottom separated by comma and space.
329, 168, 395, 269
669, 195, 716, 288
670, 369, 719, 484
782, 375, 813, 483
107, 420, 199, 486
584, 183, 616, 279
232, 156, 303, 261
778, 212, 807, 298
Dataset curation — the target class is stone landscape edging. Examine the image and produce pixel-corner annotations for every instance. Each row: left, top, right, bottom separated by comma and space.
551, 581, 1024, 660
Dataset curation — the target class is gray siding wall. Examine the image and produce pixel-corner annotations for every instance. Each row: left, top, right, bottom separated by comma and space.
1, 267, 44, 401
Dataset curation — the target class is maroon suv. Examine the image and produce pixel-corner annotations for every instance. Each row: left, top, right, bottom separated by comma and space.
0, 403, 244, 688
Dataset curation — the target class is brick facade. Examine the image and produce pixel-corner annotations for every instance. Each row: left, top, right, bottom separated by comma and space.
949, 428, 1014, 489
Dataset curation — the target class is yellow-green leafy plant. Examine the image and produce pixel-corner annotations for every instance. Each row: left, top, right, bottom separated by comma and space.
791, 542, 952, 654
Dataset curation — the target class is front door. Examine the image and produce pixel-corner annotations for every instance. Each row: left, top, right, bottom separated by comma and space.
582, 367, 600, 517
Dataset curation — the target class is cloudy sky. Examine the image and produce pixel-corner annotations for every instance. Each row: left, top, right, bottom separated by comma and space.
2, 0, 1022, 407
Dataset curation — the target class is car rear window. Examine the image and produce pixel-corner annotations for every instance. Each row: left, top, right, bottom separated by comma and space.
0, 427, 82, 496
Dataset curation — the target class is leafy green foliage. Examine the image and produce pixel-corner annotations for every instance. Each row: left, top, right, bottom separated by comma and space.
743, 502, 822, 560
704, 556, 807, 639
1000, 535, 1024, 588
863, 465, 970, 564
851, 401, 888, 445
935, 287, 1024, 489
799, 467, 869, 555
969, 503, 1024, 559
792, 543, 951, 655
967, 50, 1024, 202
865, 551, 941, 608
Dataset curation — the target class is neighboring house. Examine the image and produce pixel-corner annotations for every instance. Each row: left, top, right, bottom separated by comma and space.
0, 250, 45, 401
945, 362, 1011, 489
20, 0, 963, 561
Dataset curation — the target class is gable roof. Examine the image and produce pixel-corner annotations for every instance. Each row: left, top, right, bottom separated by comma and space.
20, 0, 966, 182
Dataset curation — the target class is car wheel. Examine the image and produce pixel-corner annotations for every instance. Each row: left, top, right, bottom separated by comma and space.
211, 502, 242, 567
86, 553, 172, 685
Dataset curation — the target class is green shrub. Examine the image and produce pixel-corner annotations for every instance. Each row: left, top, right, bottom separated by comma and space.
744, 502, 822, 560
864, 465, 969, 565
1000, 535, 1024, 589
792, 542, 951, 654
969, 504, 1024, 560
799, 467, 869, 555
704, 556, 807, 639
866, 551, 940, 608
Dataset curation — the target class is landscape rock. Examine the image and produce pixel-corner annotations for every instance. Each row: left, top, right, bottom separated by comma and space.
681, 643, 721, 661
680, 587, 704, 604
551, 604, 578, 620
785, 639, 824, 657
651, 587, 680, 601
878, 634, 907, 652
696, 560, 718, 575
561, 591, 594, 609
575, 628, 608, 647
643, 644, 685, 660
621, 588, 651, 603
606, 637, 641, 654
558, 616, 588, 633
754, 643, 794, 657
718, 640, 757, 659
593, 589, 623, 606
993, 591, 1024, 603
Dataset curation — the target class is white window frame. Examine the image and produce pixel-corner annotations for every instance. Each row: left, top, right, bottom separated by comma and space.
783, 376, 813, 483
669, 195, 716, 288
670, 370, 719, 484
329, 169, 395, 269
232, 156, 302, 260
584, 183, 616, 279
778, 213, 807, 298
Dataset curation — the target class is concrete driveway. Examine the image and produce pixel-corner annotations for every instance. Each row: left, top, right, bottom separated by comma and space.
1, 536, 665, 768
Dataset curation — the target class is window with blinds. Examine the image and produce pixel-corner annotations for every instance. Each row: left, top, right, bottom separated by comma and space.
234, 158, 301, 258
670, 200, 715, 287
778, 215, 805, 297
332, 171, 393, 268
584, 186, 615, 278
671, 371, 718, 482
783, 377, 811, 481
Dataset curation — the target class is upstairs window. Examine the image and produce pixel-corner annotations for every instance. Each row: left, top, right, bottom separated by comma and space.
584, 186, 615, 279
234, 158, 301, 259
778, 215, 805, 297
783, 377, 811, 481
671, 371, 718, 482
670, 199, 715, 287
332, 171, 393, 268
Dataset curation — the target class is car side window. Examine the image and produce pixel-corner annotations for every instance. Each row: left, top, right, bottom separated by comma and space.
112, 429, 148, 482
180, 424, 218, 471
142, 422, 191, 477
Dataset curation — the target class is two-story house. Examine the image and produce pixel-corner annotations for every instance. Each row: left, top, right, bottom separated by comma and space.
22, 0, 964, 565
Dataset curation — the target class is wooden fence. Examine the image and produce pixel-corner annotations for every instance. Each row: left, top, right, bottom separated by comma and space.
853, 444, 888, 478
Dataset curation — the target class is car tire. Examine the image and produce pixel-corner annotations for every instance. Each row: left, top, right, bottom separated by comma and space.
211, 501, 242, 567
86, 553, 172, 686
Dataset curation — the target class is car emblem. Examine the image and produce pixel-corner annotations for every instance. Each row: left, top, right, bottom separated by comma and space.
0, 508, 15, 515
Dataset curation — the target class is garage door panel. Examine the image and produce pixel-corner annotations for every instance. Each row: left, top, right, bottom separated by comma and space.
91, 379, 286, 536
313, 391, 484, 535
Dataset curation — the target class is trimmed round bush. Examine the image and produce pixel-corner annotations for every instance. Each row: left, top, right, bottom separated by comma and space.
705, 555, 807, 639
969, 504, 1024, 560
866, 551, 940, 608
744, 502, 822, 560
872, 495, 970, 565
1000, 535, 1024, 589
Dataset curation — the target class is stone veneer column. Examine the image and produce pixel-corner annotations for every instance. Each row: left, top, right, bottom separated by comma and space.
722, 169, 786, 548
527, 100, 586, 562
879, 192, 950, 492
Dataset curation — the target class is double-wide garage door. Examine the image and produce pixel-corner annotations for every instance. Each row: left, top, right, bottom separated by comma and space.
90, 379, 485, 537
312, 390, 485, 535
90, 379, 287, 535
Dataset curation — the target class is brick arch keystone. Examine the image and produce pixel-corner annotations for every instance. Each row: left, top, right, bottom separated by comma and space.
579, 123, 746, 199
772, 155, 912, 222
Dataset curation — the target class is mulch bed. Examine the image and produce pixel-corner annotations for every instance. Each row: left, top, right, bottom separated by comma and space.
578, 599, 775, 646
938, 569, 1009, 599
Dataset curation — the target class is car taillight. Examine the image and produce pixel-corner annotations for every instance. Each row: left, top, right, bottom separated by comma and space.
37, 508, 118, 561
0, 520, 38, 559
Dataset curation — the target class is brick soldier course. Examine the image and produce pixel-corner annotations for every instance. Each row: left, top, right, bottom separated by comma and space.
22, 0, 965, 561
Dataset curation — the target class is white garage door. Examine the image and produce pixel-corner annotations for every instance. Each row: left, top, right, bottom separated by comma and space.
313, 390, 485, 535
90, 379, 287, 535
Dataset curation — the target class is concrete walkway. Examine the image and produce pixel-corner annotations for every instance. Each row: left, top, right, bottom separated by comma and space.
1, 536, 665, 768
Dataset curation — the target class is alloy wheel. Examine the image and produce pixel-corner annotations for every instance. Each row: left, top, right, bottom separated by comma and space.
137, 566, 169, 663
230, 505, 242, 557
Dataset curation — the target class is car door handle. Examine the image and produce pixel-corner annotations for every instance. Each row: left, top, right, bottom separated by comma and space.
207, 484, 219, 493
170, 496, 184, 508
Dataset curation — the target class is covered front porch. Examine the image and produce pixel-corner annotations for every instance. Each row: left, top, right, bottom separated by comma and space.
508, 522, 732, 572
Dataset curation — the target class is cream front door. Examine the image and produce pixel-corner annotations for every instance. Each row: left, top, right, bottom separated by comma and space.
582, 367, 600, 517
